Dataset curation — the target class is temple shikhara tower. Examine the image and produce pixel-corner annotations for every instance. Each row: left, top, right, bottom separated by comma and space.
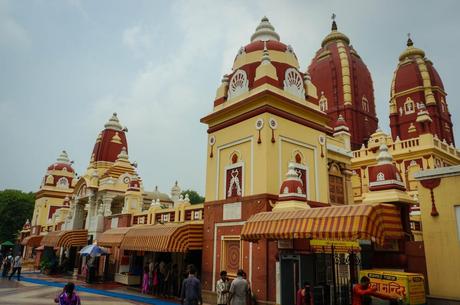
389, 36, 454, 145
308, 17, 378, 149
20, 14, 460, 305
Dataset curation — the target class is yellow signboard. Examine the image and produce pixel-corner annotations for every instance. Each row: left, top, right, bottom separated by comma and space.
360, 270, 426, 305
310, 239, 360, 253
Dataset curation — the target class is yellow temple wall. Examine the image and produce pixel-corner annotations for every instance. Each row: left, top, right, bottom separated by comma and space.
415, 166, 460, 300
205, 110, 331, 203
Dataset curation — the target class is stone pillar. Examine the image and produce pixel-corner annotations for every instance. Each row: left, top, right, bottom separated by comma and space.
102, 196, 114, 217
94, 200, 105, 239
69, 202, 85, 230
342, 168, 354, 205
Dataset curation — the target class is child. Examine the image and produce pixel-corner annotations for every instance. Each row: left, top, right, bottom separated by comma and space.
142, 266, 149, 294
54, 282, 81, 305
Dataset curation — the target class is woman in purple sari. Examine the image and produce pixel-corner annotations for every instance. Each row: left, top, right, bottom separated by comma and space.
55, 282, 81, 305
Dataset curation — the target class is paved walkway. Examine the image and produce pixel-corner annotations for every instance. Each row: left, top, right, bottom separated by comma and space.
0, 273, 180, 305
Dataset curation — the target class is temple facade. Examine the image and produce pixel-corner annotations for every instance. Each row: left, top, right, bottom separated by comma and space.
20, 15, 460, 305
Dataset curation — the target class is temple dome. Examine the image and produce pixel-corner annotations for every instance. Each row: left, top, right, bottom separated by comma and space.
91, 113, 129, 163
214, 17, 314, 107
389, 37, 454, 144
308, 19, 378, 149
41, 151, 76, 190
47, 150, 74, 173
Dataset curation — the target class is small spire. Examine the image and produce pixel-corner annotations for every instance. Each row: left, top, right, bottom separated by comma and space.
376, 144, 393, 165
407, 33, 413, 47
285, 162, 300, 180
261, 41, 271, 64
117, 146, 129, 161
104, 112, 123, 131
250, 16, 280, 42
331, 13, 337, 31
56, 150, 71, 164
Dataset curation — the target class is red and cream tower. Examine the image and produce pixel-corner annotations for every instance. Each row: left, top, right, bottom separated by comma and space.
308, 17, 378, 149
32, 151, 77, 230
201, 17, 352, 303
66, 113, 140, 240
389, 37, 455, 144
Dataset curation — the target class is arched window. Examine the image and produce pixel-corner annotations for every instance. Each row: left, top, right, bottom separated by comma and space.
231, 153, 238, 164
376, 172, 385, 181
57, 177, 69, 189
283, 68, 305, 98
295, 153, 302, 164
404, 98, 415, 114
328, 163, 344, 204
362, 96, 369, 112
227, 69, 249, 100
319, 92, 328, 112
440, 98, 447, 113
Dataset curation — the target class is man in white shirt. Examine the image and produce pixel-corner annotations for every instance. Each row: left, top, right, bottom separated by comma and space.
9, 255, 22, 281
229, 269, 249, 305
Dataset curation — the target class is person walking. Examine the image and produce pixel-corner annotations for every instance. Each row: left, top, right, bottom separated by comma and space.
229, 269, 249, 305
8, 254, 22, 280
54, 282, 81, 305
180, 265, 202, 305
2, 254, 12, 278
216, 270, 230, 305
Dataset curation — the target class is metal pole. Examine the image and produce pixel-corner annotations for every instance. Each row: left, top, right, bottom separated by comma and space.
332, 245, 337, 305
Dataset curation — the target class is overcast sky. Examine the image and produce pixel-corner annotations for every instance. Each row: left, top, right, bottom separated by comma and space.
1, 0, 459, 195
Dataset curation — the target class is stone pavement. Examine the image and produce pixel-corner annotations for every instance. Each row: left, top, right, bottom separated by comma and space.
0, 272, 181, 305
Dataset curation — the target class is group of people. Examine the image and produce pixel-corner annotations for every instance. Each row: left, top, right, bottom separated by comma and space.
295, 276, 401, 305
0, 252, 23, 280
141, 260, 181, 297
180, 267, 252, 305
216, 269, 252, 305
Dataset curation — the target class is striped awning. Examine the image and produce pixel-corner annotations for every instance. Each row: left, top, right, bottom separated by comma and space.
41, 230, 88, 247
241, 204, 403, 245
120, 223, 203, 252
98, 227, 131, 247
21, 235, 44, 247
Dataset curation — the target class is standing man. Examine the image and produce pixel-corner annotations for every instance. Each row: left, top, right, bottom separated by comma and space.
216, 270, 230, 305
229, 269, 249, 305
9, 254, 22, 281
181, 265, 202, 305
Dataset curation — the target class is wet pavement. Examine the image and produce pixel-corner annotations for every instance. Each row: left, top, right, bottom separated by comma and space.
0, 272, 181, 305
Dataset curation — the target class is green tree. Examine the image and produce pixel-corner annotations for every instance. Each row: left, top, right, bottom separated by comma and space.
181, 189, 205, 204
0, 189, 35, 243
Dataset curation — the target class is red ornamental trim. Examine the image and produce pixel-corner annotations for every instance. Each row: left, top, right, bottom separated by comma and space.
420, 178, 441, 216
210, 144, 214, 158
271, 129, 276, 143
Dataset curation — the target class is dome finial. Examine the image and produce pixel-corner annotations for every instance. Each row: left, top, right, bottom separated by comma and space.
376, 144, 393, 165
331, 13, 337, 31
104, 112, 123, 131
407, 32, 413, 47
57, 150, 71, 164
250, 16, 280, 42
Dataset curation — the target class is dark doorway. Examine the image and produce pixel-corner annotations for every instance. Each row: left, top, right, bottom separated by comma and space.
280, 254, 315, 305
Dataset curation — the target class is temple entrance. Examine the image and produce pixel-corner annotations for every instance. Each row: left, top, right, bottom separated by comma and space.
313, 248, 361, 305
279, 254, 315, 305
